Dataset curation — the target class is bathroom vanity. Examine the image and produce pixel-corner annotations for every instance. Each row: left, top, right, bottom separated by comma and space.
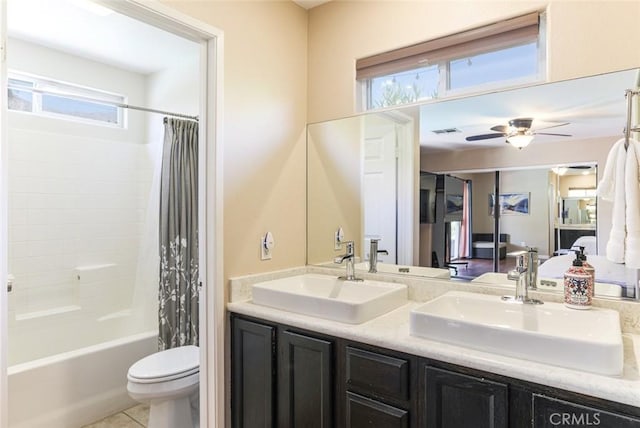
227, 270, 640, 428
230, 313, 640, 428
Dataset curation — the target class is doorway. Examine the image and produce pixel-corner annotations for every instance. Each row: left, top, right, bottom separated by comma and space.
0, 1, 223, 427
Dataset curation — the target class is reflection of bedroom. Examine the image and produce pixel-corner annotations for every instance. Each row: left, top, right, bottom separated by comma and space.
423, 165, 602, 285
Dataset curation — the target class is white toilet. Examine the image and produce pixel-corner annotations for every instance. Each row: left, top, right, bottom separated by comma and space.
127, 345, 200, 428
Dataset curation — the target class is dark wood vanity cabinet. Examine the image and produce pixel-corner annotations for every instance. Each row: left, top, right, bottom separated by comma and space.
231, 315, 336, 428
231, 317, 276, 428
342, 344, 417, 428
277, 329, 335, 428
230, 314, 640, 428
420, 365, 508, 428
532, 395, 640, 428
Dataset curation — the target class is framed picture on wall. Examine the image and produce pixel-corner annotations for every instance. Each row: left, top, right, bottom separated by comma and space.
489, 192, 530, 216
446, 194, 464, 216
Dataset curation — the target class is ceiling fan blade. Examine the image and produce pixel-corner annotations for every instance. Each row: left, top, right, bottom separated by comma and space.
533, 122, 570, 131
465, 133, 505, 141
534, 132, 572, 137
490, 125, 508, 133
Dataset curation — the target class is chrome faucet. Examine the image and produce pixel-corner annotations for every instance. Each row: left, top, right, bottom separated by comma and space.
524, 246, 538, 291
368, 239, 389, 273
502, 247, 543, 305
334, 241, 363, 282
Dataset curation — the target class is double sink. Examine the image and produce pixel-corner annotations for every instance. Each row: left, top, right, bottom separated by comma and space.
251, 273, 623, 376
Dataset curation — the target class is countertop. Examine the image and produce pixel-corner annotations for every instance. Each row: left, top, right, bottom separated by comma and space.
228, 298, 640, 408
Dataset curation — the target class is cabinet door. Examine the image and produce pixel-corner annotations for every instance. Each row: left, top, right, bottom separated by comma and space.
278, 329, 334, 428
533, 395, 640, 428
421, 365, 508, 428
346, 392, 409, 428
232, 317, 276, 428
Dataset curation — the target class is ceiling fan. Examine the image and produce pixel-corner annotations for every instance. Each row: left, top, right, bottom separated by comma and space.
466, 118, 572, 148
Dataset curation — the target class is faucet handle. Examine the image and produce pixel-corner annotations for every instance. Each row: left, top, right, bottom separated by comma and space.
507, 269, 522, 281
344, 241, 354, 254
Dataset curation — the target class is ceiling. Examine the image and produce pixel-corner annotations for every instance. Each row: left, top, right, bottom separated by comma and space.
7, 0, 199, 75
417, 68, 640, 153
293, 0, 331, 9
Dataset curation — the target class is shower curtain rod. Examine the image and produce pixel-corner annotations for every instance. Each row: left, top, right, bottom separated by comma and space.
7, 85, 199, 121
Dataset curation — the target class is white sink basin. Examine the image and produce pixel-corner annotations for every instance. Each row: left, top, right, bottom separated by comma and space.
409, 291, 623, 376
354, 262, 450, 278
472, 272, 622, 297
252, 274, 407, 324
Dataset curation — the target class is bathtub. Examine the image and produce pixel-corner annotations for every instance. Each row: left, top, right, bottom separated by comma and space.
8, 329, 157, 428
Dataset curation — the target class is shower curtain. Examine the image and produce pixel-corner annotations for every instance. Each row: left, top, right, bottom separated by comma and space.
158, 117, 199, 350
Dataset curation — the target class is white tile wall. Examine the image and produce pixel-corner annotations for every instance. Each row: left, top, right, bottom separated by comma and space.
7, 127, 154, 320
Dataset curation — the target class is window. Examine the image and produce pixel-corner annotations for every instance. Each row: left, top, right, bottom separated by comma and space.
357, 12, 545, 110
8, 72, 126, 127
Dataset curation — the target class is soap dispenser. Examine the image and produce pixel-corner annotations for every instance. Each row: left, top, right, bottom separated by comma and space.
563, 250, 594, 310
576, 245, 595, 285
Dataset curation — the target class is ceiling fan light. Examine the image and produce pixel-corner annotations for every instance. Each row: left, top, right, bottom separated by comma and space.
506, 134, 534, 149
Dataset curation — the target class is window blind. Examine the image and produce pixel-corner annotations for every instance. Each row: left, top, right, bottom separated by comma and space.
356, 12, 540, 80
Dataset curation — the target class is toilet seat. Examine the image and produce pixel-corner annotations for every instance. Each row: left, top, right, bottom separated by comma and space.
128, 345, 199, 384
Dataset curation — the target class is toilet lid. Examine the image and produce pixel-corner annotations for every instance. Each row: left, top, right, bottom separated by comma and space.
128, 345, 199, 383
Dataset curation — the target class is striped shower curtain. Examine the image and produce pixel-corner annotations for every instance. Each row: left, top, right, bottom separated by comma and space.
158, 117, 199, 350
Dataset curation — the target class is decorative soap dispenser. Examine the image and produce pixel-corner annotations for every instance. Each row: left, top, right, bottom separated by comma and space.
563, 250, 594, 310
577, 246, 595, 284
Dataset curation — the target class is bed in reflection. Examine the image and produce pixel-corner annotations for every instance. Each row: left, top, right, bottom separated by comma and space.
471, 233, 508, 259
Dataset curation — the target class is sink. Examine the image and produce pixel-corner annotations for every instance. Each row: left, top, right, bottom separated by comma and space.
252, 274, 407, 324
354, 262, 450, 278
409, 291, 623, 376
472, 272, 622, 297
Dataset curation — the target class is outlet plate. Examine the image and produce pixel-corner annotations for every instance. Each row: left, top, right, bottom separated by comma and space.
261, 232, 275, 261
334, 227, 344, 250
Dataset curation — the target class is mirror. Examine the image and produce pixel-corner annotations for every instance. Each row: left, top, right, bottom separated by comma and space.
307, 68, 640, 300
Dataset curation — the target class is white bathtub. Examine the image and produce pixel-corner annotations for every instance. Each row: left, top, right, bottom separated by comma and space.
8, 329, 157, 428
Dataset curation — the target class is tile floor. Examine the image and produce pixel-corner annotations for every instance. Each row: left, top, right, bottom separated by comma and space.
82, 404, 149, 428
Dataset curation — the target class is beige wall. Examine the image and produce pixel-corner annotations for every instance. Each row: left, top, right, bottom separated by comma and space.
157, 0, 640, 283
308, 0, 640, 123
161, 1, 308, 285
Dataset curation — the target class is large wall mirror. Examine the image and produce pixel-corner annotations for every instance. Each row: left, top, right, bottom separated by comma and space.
307, 68, 640, 300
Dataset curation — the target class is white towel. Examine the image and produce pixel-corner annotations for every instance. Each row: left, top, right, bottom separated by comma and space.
625, 139, 640, 268
605, 141, 627, 263
597, 137, 640, 266
597, 138, 625, 201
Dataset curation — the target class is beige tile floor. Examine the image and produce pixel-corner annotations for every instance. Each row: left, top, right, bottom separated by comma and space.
82, 404, 149, 428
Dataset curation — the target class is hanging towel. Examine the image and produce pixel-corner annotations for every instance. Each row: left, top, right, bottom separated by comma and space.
625, 139, 640, 268
597, 137, 640, 266
603, 140, 627, 263
597, 138, 625, 201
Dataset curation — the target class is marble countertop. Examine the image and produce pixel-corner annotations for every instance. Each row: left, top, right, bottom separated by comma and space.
227, 299, 640, 408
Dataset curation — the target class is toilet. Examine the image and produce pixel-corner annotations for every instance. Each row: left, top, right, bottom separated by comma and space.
127, 345, 200, 428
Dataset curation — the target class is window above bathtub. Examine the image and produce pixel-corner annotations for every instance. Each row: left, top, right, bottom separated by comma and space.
8, 72, 126, 128
357, 12, 546, 110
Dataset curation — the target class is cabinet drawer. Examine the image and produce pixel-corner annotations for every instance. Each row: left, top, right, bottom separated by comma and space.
346, 392, 408, 428
345, 346, 410, 401
533, 395, 640, 428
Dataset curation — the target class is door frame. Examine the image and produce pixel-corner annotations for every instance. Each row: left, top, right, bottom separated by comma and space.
0, 1, 225, 427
